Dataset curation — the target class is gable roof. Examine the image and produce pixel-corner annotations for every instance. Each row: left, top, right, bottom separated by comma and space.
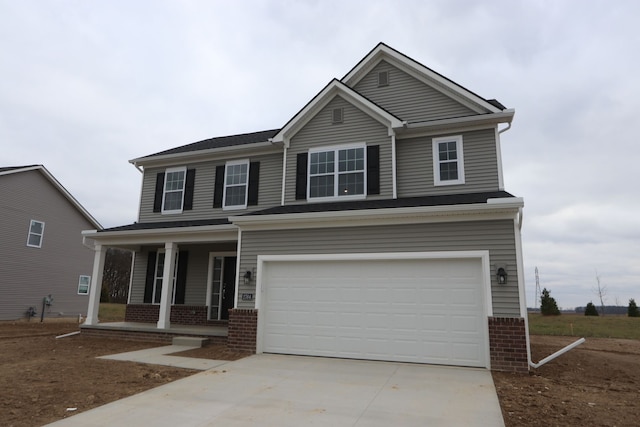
0, 165, 102, 229
342, 43, 505, 115
270, 79, 404, 145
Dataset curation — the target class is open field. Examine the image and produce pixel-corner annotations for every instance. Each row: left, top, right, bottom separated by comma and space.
1, 312, 639, 426
528, 312, 640, 339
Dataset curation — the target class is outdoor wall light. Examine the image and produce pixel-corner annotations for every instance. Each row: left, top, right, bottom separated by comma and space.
244, 270, 252, 285
496, 266, 508, 285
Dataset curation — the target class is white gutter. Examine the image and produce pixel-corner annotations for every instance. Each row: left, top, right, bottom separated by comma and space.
400, 109, 514, 136
530, 338, 586, 369
230, 198, 524, 230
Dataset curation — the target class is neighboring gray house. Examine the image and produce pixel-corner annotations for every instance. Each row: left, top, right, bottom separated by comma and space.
0, 165, 102, 320
82, 43, 530, 371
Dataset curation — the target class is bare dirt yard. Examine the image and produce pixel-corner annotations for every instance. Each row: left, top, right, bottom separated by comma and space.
493, 335, 640, 427
2, 321, 639, 427
0, 320, 248, 427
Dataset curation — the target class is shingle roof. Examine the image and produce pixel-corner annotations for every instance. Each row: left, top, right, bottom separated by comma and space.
136, 129, 280, 160
0, 165, 41, 174
99, 218, 230, 233
243, 191, 516, 216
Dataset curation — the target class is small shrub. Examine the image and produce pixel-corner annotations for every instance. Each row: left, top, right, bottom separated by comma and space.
628, 299, 639, 317
584, 302, 599, 316
540, 288, 560, 316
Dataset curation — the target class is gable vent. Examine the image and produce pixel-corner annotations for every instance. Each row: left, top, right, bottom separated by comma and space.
332, 107, 344, 124
377, 70, 389, 87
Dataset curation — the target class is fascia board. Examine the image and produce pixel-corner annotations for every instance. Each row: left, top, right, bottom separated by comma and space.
343, 44, 503, 115
271, 80, 402, 145
82, 224, 238, 245
396, 110, 515, 139
230, 199, 523, 231
4, 165, 103, 229
129, 141, 280, 169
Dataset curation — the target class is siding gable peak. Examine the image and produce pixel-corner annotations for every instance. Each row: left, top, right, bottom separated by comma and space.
342, 43, 505, 116
271, 79, 403, 146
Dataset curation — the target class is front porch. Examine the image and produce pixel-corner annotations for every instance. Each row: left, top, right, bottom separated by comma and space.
80, 321, 228, 344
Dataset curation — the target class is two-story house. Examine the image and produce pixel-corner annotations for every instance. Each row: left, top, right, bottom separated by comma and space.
0, 165, 101, 320
81, 43, 529, 372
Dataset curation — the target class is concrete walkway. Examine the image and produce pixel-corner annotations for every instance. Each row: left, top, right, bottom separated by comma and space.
98, 344, 229, 370
47, 354, 505, 426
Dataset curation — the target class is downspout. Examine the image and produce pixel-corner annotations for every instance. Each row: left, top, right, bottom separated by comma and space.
131, 161, 143, 174
280, 145, 287, 206
530, 338, 586, 368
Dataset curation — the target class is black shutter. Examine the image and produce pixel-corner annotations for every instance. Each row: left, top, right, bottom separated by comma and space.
247, 162, 260, 206
367, 145, 380, 195
295, 153, 308, 200
174, 251, 189, 305
144, 251, 157, 303
153, 173, 165, 212
213, 165, 225, 208
183, 169, 196, 210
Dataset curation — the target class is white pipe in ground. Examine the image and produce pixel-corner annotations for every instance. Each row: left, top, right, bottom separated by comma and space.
530, 337, 586, 369
55, 331, 81, 339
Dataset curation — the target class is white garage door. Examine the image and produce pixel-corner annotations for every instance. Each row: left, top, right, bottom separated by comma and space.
261, 256, 488, 368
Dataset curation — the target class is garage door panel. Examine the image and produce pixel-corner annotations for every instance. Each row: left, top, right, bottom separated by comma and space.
262, 257, 487, 367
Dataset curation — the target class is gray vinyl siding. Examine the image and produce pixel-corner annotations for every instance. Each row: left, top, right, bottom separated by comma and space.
396, 128, 500, 197
0, 170, 96, 320
353, 60, 477, 122
284, 95, 392, 204
138, 152, 282, 223
129, 242, 237, 305
238, 220, 520, 316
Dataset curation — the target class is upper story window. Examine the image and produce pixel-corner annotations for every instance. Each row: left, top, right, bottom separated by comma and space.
162, 167, 186, 213
27, 220, 45, 248
153, 167, 195, 214
308, 144, 366, 200
223, 160, 249, 210
433, 135, 465, 186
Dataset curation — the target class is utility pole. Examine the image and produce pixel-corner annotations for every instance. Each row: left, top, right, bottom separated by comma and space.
535, 267, 541, 310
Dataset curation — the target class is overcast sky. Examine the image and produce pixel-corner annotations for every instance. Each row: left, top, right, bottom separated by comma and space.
1, 0, 638, 310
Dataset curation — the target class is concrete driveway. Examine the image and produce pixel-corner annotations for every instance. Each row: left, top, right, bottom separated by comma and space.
47, 354, 505, 426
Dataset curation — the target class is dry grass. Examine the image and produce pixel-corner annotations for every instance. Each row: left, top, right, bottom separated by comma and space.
528, 312, 640, 339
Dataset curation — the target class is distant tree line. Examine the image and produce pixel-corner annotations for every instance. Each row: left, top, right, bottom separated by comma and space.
576, 299, 640, 317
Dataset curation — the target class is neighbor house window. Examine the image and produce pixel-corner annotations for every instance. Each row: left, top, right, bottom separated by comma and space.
223, 160, 249, 209
78, 275, 91, 295
26, 220, 45, 248
308, 144, 365, 200
162, 166, 187, 213
433, 135, 465, 186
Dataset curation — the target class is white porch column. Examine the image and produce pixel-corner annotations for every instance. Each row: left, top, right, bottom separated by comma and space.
157, 242, 177, 329
85, 244, 106, 326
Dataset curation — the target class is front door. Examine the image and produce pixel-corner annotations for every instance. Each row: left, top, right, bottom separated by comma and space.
207, 254, 237, 321
221, 257, 236, 320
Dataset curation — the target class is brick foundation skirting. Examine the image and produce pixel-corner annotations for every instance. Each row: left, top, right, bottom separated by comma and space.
227, 308, 258, 353
488, 317, 528, 372
124, 304, 228, 326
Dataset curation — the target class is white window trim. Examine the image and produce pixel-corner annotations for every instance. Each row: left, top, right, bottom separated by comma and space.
222, 159, 250, 210
433, 135, 465, 186
307, 143, 367, 202
26, 219, 45, 248
161, 166, 187, 214
78, 275, 91, 295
